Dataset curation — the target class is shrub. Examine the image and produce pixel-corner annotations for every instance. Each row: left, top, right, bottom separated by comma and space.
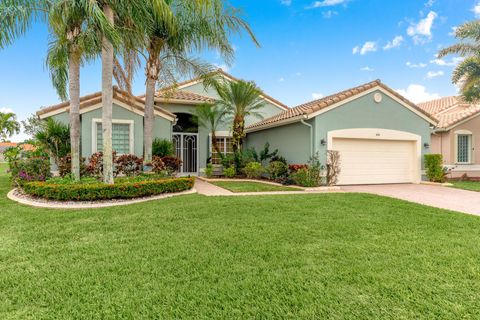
243, 161, 264, 179
152, 138, 175, 157
424, 154, 446, 183
115, 154, 143, 176
152, 156, 166, 174
10, 157, 51, 186
326, 150, 341, 186
204, 163, 213, 178
86, 151, 117, 178
268, 161, 288, 179
161, 156, 182, 174
270, 155, 287, 164
289, 154, 323, 187
223, 166, 236, 178
22, 177, 195, 201
289, 164, 308, 173
58, 154, 87, 177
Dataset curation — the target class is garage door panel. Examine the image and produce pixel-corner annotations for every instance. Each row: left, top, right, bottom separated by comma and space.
332, 138, 416, 185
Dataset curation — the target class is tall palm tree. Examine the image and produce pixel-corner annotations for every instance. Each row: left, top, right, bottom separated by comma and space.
195, 103, 226, 158
215, 80, 265, 152
439, 20, 480, 102
0, 112, 20, 141
116, 0, 258, 163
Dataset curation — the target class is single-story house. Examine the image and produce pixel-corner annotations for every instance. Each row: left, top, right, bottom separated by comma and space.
417, 96, 480, 178
37, 71, 438, 185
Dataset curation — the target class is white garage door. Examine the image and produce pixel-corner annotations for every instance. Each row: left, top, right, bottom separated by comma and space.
332, 138, 416, 185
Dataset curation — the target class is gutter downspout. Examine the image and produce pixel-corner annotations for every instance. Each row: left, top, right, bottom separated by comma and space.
300, 118, 313, 157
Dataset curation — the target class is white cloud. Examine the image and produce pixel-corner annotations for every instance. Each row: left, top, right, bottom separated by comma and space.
352, 41, 377, 55
308, 0, 347, 8
407, 11, 437, 44
322, 10, 338, 18
0, 107, 14, 114
430, 56, 463, 67
473, 2, 480, 17
312, 93, 324, 99
383, 35, 404, 50
425, 70, 444, 79
448, 26, 457, 36
406, 61, 427, 68
295, 72, 302, 76
281, 0, 292, 6
425, 0, 435, 7
396, 84, 440, 103
360, 66, 374, 72
278, 77, 285, 82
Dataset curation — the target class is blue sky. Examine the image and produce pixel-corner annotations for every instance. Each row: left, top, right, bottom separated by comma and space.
0, 0, 478, 141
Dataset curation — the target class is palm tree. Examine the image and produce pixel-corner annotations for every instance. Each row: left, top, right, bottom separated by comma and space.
35, 118, 70, 166
215, 80, 265, 152
115, 0, 258, 163
439, 20, 480, 102
0, 112, 20, 141
195, 103, 226, 159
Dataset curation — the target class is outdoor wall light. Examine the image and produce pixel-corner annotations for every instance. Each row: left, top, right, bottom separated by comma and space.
321, 139, 327, 146
424, 143, 430, 149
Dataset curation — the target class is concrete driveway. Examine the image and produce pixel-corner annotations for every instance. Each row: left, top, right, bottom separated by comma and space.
343, 184, 480, 216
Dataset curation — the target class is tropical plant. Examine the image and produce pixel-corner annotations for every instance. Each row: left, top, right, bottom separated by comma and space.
34, 118, 70, 167
0, 111, 20, 141
439, 20, 480, 102
215, 80, 265, 152
243, 161, 264, 179
115, 154, 143, 176
204, 163, 213, 178
195, 103, 226, 158
152, 138, 175, 157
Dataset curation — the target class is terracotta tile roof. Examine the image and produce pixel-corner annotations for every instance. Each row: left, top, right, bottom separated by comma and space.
247, 80, 436, 130
417, 96, 480, 129
154, 90, 214, 103
0, 143, 35, 152
156, 69, 289, 110
37, 87, 175, 119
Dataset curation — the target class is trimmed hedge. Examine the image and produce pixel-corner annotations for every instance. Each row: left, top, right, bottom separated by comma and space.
424, 154, 445, 183
22, 177, 194, 201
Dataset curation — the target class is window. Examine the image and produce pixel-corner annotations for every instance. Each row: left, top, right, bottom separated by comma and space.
210, 137, 233, 164
94, 119, 133, 154
457, 134, 472, 164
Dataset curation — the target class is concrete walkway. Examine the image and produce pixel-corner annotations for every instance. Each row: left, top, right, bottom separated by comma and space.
343, 184, 480, 216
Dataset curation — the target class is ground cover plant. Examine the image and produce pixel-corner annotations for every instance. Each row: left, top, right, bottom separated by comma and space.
1, 168, 480, 318
212, 180, 301, 192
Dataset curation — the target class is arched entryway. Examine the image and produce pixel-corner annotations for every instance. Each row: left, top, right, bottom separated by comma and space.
172, 113, 199, 174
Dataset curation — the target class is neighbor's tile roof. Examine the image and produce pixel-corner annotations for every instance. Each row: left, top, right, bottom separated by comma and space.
248, 80, 435, 130
37, 87, 175, 119
154, 90, 214, 103
417, 96, 480, 129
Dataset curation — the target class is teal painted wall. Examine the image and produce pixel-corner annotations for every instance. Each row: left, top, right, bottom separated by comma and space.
313, 90, 432, 164
246, 121, 313, 164
49, 103, 172, 159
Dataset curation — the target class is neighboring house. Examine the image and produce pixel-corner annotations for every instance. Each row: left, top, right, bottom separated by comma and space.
246, 80, 437, 185
0, 142, 35, 162
417, 97, 480, 178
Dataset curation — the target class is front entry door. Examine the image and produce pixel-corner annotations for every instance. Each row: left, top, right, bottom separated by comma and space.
172, 133, 198, 174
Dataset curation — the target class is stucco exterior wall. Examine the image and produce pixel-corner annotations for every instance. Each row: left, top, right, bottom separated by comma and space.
314, 90, 432, 165
50, 103, 172, 159
432, 114, 480, 178
246, 121, 313, 164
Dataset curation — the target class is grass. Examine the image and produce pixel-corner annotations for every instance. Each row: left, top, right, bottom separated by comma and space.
211, 180, 301, 192
449, 180, 480, 192
1, 170, 480, 318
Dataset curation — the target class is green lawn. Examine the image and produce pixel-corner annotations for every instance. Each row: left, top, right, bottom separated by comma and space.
212, 180, 301, 192
449, 180, 480, 192
1, 171, 480, 318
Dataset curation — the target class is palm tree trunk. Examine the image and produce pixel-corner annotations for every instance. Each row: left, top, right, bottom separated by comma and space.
69, 51, 81, 181
144, 47, 161, 163
102, 4, 114, 184
232, 115, 244, 152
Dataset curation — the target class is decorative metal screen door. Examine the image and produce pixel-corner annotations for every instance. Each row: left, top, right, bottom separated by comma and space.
172, 133, 198, 174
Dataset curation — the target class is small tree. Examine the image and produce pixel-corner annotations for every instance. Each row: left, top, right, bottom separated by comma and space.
424, 154, 446, 183
195, 103, 226, 161
0, 112, 20, 141
34, 118, 70, 167
326, 150, 341, 186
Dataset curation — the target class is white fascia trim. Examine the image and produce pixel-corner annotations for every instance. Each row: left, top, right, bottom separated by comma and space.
245, 115, 307, 133
208, 131, 232, 137
305, 86, 437, 125
91, 118, 134, 155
